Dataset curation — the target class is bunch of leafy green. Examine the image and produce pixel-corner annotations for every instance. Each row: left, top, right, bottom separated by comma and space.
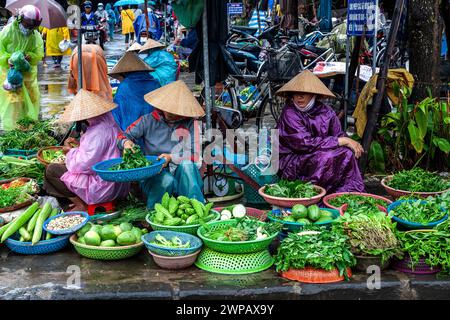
388, 168, 450, 192
265, 180, 318, 198
0, 187, 29, 209
396, 230, 450, 273
0, 156, 45, 182
389, 200, 446, 224
274, 227, 356, 280
329, 194, 389, 214
203, 217, 282, 242
110, 146, 152, 171
333, 212, 403, 264
0, 117, 57, 152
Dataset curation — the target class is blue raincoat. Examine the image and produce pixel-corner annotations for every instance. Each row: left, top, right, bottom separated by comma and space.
112, 71, 160, 131
134, 12, 162, 44
143, 49, 178, 86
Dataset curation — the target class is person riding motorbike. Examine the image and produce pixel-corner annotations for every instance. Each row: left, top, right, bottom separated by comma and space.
95, 3, 109, 48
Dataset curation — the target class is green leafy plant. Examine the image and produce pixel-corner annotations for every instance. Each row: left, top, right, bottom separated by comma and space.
274, 228, 356, 280
110, 146, 152, 171
328, 194, 389, 212
377, 87, 450, 171
333, 212, 403, 264
396, 230, 450, 273
388, 168, 450, 192
265, 180, 319, 198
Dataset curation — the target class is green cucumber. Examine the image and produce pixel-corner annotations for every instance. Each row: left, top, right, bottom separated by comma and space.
19, 227, 31, 241
1, 202, 40, 243
26, 208, 41, 233
46, 208, 59, 240
32, 202, 52, 245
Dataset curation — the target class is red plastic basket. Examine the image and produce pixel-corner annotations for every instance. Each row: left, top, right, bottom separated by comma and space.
281, 267, 353, 284
323, 192, 392, 215
381, 176, 450, 199
258, 185, 326, 208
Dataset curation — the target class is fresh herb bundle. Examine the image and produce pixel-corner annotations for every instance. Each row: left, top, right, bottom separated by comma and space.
0, 187, 29, 209
329, 195, 388, 212
265, 180, 318, 198
203, 217, 282, 242
389, 200, 446, 224
333, 212, 403, 264
0, 156, 45, 182
274, 228, 356, 280
0, 118, 57, 152
388, 168, 450, 192
110, 146, 152, 171
396, 230, 450, 273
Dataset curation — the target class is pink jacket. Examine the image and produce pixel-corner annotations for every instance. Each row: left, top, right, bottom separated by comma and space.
61, 113, 129, 204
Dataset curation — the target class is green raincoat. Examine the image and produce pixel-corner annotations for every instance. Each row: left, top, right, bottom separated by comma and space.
0, 20, 44, 131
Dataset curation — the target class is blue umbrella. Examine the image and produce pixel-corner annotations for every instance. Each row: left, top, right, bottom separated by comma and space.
114, 0, 144, 7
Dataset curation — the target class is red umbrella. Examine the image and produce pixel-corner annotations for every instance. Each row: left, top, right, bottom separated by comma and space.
5, 0, 67, 29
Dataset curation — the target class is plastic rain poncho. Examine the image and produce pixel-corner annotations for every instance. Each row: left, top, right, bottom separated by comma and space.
143, 49, 178, 87
61, 112, 129, 204
277, 102, 365, 194
0, 20, 44, 131
43, 27, 71, 57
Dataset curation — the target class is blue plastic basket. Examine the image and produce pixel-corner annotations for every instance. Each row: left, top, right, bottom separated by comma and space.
142, 231, 203, 257
267, 208, 340, 232
92, 156, 165, 182
43, 212, 90, 236
5, 234, 70, 255
387, 200, 448, 230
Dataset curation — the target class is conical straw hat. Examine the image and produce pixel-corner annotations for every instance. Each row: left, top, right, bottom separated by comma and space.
59, 89, 117, 123
139, 38, 166, 54
144, 80, 205, 118
127, 42, 143, 52
109, 51, 153, 80
276, 70, 336, 98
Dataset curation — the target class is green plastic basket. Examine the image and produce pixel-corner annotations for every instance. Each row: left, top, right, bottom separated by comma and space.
70, 235, 144, 260
243, 164, 279, 205
146, 210, 220, 235
197, 219, 279, 254
195, 248, 274, 275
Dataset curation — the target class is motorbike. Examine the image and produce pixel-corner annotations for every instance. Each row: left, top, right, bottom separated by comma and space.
82, 24, 99, 45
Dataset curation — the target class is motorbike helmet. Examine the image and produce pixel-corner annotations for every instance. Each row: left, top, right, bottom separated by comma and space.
19, 5, 42, 29
83, 1, 93, 8
98, 3, 104, 9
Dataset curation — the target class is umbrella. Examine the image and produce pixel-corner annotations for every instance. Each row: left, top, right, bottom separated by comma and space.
114, 0, 145, 7
5, 0, 67, 29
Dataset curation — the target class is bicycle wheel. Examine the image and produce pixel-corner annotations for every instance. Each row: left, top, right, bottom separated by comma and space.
256, 87, 284, 131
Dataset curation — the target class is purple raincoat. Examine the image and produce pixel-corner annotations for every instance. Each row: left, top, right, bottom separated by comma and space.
277, 102, 365, 193
61, 113, 129, 204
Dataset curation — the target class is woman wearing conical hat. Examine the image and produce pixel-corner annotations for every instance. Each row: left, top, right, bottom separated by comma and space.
118, 80, 205, 209
44, 90, 129, 212
276, 70, 365, 193
109, 51, 160, 132
139, 38, 178, 87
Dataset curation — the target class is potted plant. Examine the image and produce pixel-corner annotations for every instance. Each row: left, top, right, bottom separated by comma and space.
333, 211, 403, 272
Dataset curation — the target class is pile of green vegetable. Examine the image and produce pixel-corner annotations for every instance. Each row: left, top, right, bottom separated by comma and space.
274, 228, 356, 280
0, 118, 57, 152
151, 233, 191, 248
0, 156, 45, 182
328, 194, 389, 214
202, 217, 281, 242
110, 146, 152, 171
42, 148, 65, 164
333, 212, 403, 264
0, 201, 59, 244
109, 196, 150, 224
0, 187, 31, 209
150, 193, 216, 226
264, 180, 319, 198
396, 230, 450, 272
389, 200, 446, 224
76, 222, 147, 247
387, 168, 450, 192
269, 204, 336, 225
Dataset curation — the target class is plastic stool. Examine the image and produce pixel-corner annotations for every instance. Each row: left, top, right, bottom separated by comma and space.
87, 201, 115, 216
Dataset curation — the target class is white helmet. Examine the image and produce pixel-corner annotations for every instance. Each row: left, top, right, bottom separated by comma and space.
19, 5, 42, 28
